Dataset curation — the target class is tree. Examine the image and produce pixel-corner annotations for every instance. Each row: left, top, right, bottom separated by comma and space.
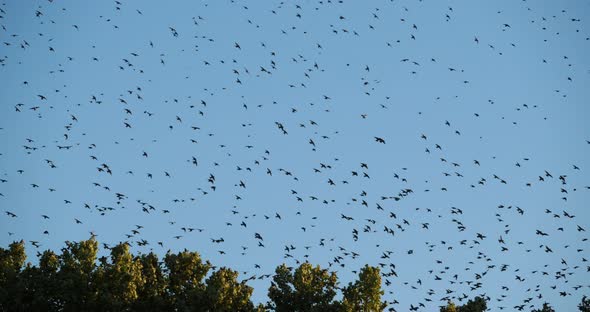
17, 250, 61, 310
133, 252, 169, 311
441, 297, 487, 312
94, 242, 145, 310
268, 262, 340, 311
2, 238, 586, 312
341, 265, 386, 312
580, 295, 590, 312
457, 296, 487, 312
203, 267, 254, 311
440, 301, 457, 312
56, 237, 100, 311
0, 240, 26, 310
163, 249, 211, 310
532, 302, 555, 312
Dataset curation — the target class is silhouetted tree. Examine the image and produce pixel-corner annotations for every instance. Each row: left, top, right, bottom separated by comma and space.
580, 295, 590, 312
532, 302, 555, 312
457, 296, 487, 312
19, 250, 61, 310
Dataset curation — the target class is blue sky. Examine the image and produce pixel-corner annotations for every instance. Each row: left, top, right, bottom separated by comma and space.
1, 0, 589, 310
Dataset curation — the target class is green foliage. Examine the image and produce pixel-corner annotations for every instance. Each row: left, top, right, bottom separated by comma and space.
1, 239, 587, 312
457, 296, 487, 312
134, 252, 168, 311
204, 267, 254, 311
0, 240, 26, 310
443, 297, 487, 312
95, 242, 145, 310
440, 301, 457, 312
164, 248, 211, 310
57, 237, 100, 311
18, 251, 61, 310
268, 262, 340, 311
267, 264, 295, 310
341, 265, 386, 312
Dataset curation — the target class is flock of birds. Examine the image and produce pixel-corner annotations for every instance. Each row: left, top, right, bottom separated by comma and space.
1, 0, 589, 310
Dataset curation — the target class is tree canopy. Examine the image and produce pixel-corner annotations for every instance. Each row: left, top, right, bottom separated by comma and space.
440, 297, 487, 312
0, 238, 385, 311
580, 296, 590, 312
532, 302, 556, 312
0, 238, 587, 311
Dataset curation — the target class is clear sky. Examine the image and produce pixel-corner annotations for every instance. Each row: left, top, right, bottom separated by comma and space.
1, 0, 589, 310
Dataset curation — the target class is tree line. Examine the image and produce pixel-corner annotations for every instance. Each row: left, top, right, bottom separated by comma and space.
0, 237, 588, 311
